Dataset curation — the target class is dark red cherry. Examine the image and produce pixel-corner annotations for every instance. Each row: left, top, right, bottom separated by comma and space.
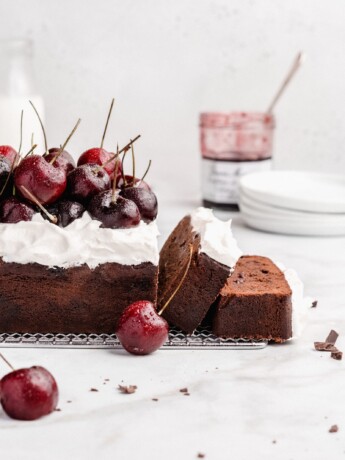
45, 200, 85, 227
67, 164, 111, 203
78, 148, 122, 180
120, 187, 157, 223
0, 155, 12, 195
44, 148, 76, 174
116, 301, 169, 355
14, 155, 67, 205
117, 175, 150, 190
0, 146, 18, 167
0, 366, 58, 421
0, 196, 35, 223
88, 190, 140, 229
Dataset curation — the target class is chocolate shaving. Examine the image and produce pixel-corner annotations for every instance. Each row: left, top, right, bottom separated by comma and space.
329, 425, 338, 433
118, 384, 137, 394
325, 330, 338, 345
90, 388, 99, 392
331, 350, 343, 361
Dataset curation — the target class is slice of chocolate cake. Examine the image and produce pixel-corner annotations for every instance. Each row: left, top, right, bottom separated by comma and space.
0, 213, 159, 334
212, 255, 293, 342
158, 207, 242, 334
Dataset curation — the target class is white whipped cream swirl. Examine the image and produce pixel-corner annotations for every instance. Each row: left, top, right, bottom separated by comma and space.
0, 213, 159, 269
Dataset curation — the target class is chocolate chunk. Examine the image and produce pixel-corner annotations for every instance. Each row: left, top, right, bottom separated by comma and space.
314, 342, 337, 352
118, 384, 137, 394
325, 330, 339, 346
331, 350, 343, 361
329, 425, 338, 433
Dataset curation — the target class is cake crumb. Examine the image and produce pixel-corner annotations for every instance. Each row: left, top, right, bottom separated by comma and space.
179, 387, 188, 393
197, 453, 205, 458
90, 388, 99, 392
311, 300, 318, 308
272, 440, 277, 444
329, 425, 339, 433
54, 408, 61, 412
118, 384, 137, 394
67, 400, 72, 403
152, 398, 159, 402
331, 350, 343, 360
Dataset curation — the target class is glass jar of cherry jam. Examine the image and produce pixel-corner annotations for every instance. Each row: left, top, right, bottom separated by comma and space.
200, 112, 275, 210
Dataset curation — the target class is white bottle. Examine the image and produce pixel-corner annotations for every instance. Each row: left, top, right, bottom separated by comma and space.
0, 39, 45, 154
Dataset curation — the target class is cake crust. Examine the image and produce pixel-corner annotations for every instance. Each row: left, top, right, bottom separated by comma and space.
0, 259, 158, 334
213, 255, 292, 342
158, 215, 230, 334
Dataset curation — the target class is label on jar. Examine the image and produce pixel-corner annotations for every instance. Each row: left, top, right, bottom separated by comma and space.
201, 158, 272, 204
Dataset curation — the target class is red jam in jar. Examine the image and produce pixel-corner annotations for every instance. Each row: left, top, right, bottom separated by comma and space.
200, 112, 275, 210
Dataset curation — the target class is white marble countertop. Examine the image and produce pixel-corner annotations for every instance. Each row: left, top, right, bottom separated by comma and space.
0, 199, 344, 460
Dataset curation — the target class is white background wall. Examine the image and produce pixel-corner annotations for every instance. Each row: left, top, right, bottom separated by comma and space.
1, 0, 345, 201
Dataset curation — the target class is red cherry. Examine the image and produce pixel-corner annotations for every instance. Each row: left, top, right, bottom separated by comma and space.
0, 197, 35, 223
44, 148, 76, 174
0, 146, 18, 167
78, 148, 122, 180
116, 301, 169, 355
14, 155, 67, 205
120, 187, 157, 223
0, 366, 59, 421
67, 164, 111, 203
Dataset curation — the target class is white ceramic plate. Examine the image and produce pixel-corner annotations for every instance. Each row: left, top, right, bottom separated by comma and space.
239, 171, 345, 213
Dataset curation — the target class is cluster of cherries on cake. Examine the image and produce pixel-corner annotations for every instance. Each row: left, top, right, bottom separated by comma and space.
0, 130, 157, 229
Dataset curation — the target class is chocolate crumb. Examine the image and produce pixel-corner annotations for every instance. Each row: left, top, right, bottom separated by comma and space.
311, 300, 318, 308
90, 388, 99, 392
331, 350, 343, 360
197, 454, 205, 458
104, 378, 110, 382
118, 384, 137, 394
179, 388, 188, 393
329, 425, 339, 433
326, 330, 339, 346
184, 392, 190, 396
55, 408, 61, 412
152, 398, 159, 402
67, 400, 72, 403
272, 440, 277, 444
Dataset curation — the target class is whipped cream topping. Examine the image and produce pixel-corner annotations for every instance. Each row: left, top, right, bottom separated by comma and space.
0, 213, 159, 269
190, 207, 242, 268
276, 261, 312, 339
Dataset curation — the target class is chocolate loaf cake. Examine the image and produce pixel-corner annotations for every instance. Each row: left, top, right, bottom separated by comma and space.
0, 213, 159, 334
213, 255, 293, 342
158, 207, 242, 334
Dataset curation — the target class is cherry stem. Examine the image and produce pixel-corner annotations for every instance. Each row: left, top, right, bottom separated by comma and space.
138, 160, 151, 186
20, 186, 58, 224
100, 98, 115, 149
100, 135, 141, 169
31, 132, 34, 148
18, 110, 23, 155
0, 352, 15, 371
50, 118, 81, 165
29, 100, 48, 156
111, 147, 120, 203
131, 143, 136, 186
158, 244, 193, 316
121, 149, 128, 187
24, 144, 38, 159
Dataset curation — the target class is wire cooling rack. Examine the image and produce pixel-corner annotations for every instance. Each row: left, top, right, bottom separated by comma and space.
0, 326, 267, 350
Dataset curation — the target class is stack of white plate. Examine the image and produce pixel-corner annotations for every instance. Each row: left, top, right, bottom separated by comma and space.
239, 171, 345, 236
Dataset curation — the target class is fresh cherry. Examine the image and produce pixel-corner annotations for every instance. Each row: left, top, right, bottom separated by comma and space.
78, 148, 122, 180
44, 148, 76, 174
117, 175, 150, 190
0, 197, 35, 223
0, 156, 11, 194
120, 187, 157, 223
0, 146, 17, 167
0, 366, 58, 421
67, 164, 111, 203
116, 301, 169, 355
14, 155, 67, 205
88, 189, 140, 229
45, 200, 85, 227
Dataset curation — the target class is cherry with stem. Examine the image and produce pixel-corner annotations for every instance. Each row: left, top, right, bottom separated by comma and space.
100, 134, 141, 170
29, 100, 48, 155
20, 186, 58, 224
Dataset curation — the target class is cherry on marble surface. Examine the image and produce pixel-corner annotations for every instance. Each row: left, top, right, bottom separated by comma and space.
116, 300, 169, 355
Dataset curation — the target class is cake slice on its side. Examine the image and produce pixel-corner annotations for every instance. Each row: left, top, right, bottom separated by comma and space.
212, 255, 293, 342
158, 207, 242, 334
